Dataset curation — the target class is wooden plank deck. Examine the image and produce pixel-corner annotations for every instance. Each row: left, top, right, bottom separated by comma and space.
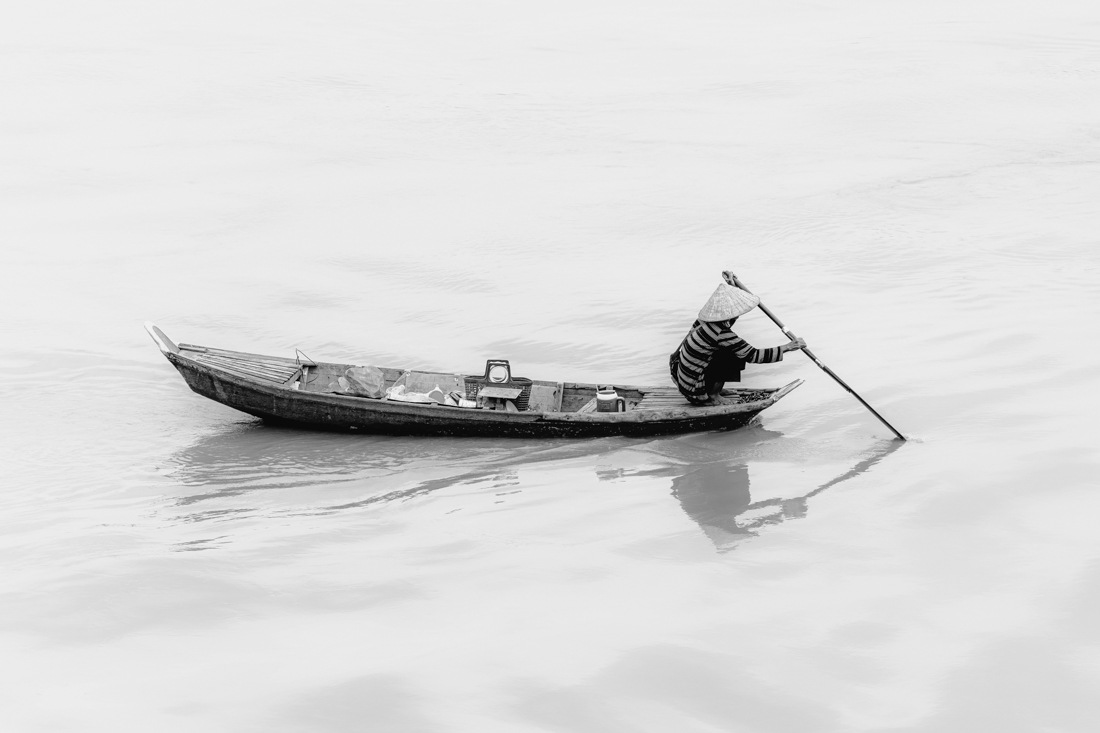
633, 387, 693, 412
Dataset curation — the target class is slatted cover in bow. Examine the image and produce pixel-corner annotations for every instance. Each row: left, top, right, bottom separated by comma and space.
191, 351, 300, 384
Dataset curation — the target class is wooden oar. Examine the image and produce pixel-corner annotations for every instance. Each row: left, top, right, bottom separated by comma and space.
722, 271, 906, 441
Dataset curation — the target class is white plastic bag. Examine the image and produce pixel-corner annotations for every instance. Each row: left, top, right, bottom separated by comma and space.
384, 371, 444, 404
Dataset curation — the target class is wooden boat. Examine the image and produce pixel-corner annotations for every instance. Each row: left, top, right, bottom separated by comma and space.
146, 323, 802, 438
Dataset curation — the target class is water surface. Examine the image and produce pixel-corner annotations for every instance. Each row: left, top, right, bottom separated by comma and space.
2, 1, 1100, 730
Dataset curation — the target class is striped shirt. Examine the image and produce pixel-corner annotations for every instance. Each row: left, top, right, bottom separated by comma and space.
671, 320, 784, 402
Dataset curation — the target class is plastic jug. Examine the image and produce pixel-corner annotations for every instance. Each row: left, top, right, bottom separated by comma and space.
596, 386, 626, 413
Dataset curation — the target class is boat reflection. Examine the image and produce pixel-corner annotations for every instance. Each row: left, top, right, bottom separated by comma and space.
168, 422, 901, 552
167, 422, 626, 509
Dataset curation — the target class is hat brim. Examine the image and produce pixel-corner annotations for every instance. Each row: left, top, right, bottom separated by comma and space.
698, 283, 760, 321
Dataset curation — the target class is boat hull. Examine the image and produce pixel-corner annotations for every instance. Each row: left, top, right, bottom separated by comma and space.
145, 320, 802, 439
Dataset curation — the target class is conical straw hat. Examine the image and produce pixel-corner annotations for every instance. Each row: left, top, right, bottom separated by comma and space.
698, 283, 761, 322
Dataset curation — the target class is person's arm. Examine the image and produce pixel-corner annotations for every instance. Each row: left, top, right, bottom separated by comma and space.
716, 330, 806, 363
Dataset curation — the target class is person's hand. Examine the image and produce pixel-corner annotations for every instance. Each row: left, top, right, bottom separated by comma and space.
783, 336, 807, 352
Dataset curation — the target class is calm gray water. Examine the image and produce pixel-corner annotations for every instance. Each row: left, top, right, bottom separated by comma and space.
3, 1, 1100, 730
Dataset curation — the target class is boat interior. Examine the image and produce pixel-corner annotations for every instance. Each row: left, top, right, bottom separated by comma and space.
174, 343, 776, 414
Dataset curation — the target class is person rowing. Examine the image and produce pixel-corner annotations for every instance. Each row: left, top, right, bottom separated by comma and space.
670, 275, 806, 405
